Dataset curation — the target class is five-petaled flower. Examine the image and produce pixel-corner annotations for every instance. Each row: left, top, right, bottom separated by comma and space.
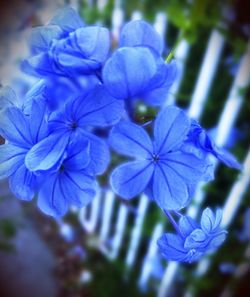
109, 105, 213, 210
25, 85, 124, 174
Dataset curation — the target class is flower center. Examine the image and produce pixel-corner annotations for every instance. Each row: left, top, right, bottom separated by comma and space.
152, 154, 160, 163
59, 164, 65, 173
70, 121, 78, 130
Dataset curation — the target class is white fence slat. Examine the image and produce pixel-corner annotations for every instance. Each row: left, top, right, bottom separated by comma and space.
68, 0, 80, 10
158, 262, 179, 297
215, 41, 250, 147
97, 0, 108, 11
138, 223, 164, 290
131, 11, 143, 21
108, 204, 129, 260
111, 0, 124, 41
154, 12, 167, 38
188, 30, 224, 120
125, 195, 150, 269
79, 191, 101, 233
165, 38, 190, 106
221, 150, 250, 228
99, 190, 115, 243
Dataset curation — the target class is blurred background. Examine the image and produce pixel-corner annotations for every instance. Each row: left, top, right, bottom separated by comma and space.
0, 0, 250, 297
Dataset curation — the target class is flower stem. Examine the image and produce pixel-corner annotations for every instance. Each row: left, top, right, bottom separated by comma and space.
164, 209, 184, 238
165, 31, 185, 63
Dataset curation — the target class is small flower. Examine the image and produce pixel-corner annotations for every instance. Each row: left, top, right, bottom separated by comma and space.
109, 106, 212, 210
22, 7, 110, 78
25, 85, 124, 174
102, 20, 176, 106
37, 137, 97, 217
186, 119, 242, 170
157, 208, 227, 263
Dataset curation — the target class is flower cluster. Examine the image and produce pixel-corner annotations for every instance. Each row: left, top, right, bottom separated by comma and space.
0, 7, 241, 262
158, 208, 227, 263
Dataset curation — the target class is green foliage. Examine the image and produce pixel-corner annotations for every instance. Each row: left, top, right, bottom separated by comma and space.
0, 218, 16, 252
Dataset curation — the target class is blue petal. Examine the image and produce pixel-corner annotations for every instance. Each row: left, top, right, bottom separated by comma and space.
52, 26, 110, 75
60, 171, 97, 208
201, 208, 223, 234
0, 107, 32, 148
179, 215, 199, 238
110, 160, 154, 199
23, 80, 47, 113
212, 146, 242, 170
25, 132, 69, 171
53, 53, 100, 75
29, 25, 63, 55
213, 209, 223, 230
0, 144, 26, 179
200, 208, 215, 234
73, 85, 124, 127
184, 229, 207, 249
64, 137, 90, 171
157, 233, 188, 262
37, 173, 68, 217
152, 162, 190, 210
154, 106, 190, 154
207, 231, 227, 250
49, 6, 84, 33
103, 47, 158, 100
142, 61, 176, 106
109, 120, 153, 159
0, 86, 18, 110
188, 121, 242, 170
9, 164, 37, 201
21, 53, 61, 77
73, 26, 110, 62
163, 151, 207, 183
81, 131, 110, 175
119, 20, 163, 54
29, 98, 49, 143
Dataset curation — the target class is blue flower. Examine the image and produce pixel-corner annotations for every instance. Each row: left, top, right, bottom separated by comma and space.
0, 99, 49, 200
22, 7, 110, 78
37, 136, 97, 217
102, 20, 175, 106
186, 120, 242, 170
25, 85, 124, 174
157, 208, 227, 263
109, 106, 211, 210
